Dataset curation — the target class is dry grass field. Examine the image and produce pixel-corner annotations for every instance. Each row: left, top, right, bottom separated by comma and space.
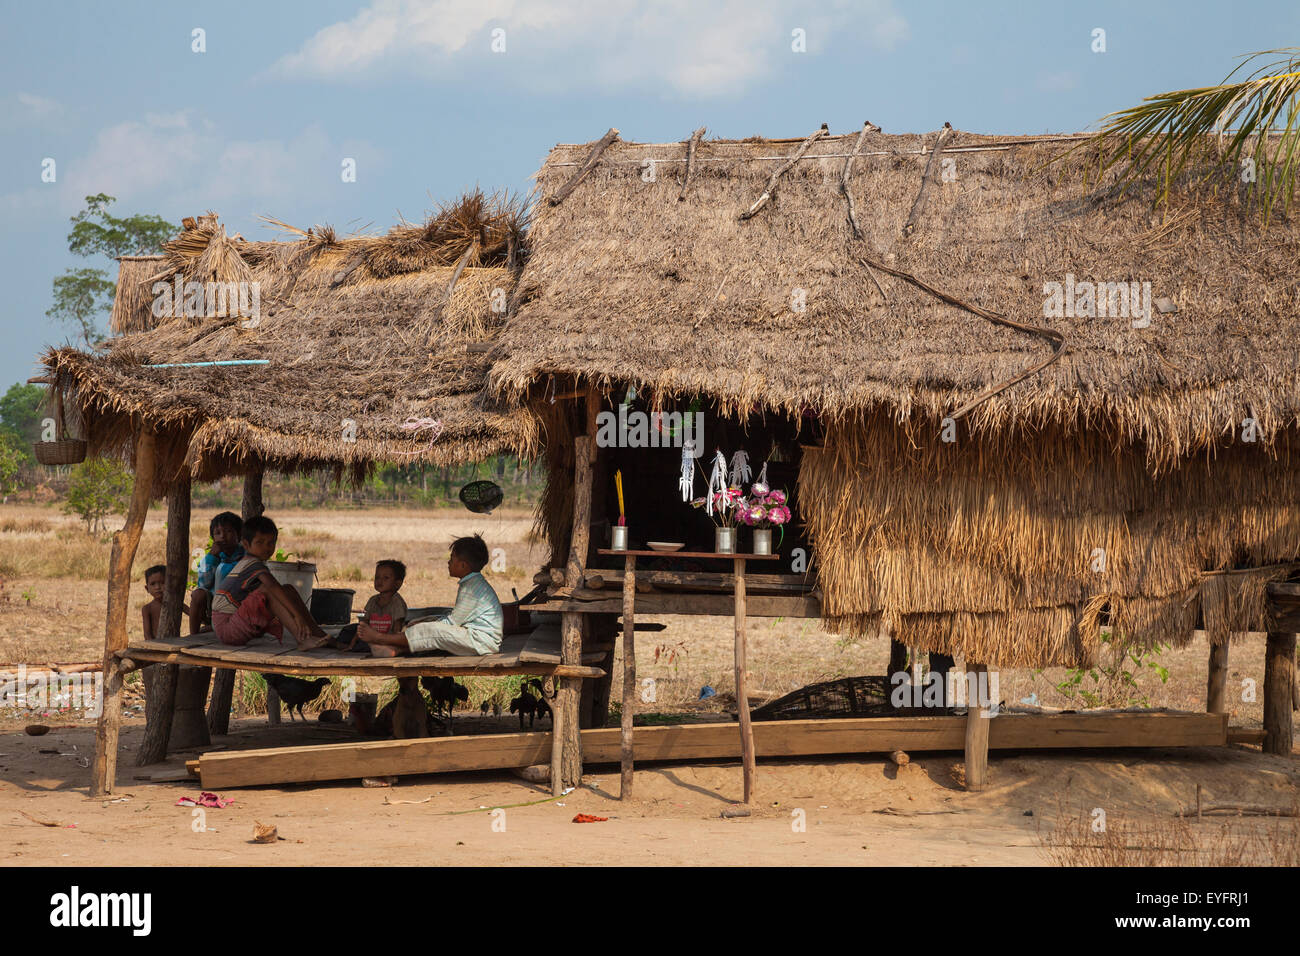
1, 502, 1296, 866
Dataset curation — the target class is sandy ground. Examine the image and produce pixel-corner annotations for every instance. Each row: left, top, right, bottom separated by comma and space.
1, 717, 1297, 866
2, 503, 1298, 865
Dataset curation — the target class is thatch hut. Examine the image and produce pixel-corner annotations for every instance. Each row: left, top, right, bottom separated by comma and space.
37, 197, 546, 795
490, 126, 1300, 784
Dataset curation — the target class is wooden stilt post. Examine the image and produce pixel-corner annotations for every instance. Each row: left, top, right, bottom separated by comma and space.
620, 554, 636, 799
1207, 639, 1229, 715
963, 661, 990, 791
137, 466, 191, 765
1263, 631, 1296, 755
553, 432, 592, 794
91, 428, 157, 797
735, 556, 755, 804
585, 613, 617, 727
208, 465, 266, 734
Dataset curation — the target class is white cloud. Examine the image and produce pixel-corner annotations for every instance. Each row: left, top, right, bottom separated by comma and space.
272, 0, 908, 96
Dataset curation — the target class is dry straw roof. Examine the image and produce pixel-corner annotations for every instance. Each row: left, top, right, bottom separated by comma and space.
49, 195, 536, 475
494, 127, 1300, 458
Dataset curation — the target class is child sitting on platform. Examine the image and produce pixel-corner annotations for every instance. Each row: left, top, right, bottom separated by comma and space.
142, 564, 189, 642
339, 559, 408, 652
210, 515, 330, 650
358, 535, 501, 658
189, 511, 245, 634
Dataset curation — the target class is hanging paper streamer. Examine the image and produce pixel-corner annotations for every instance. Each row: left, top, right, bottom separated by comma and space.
679, 440, 696, 502
752, 461, 770, 495
706, 451, 728, 518
729, 450, 751, 486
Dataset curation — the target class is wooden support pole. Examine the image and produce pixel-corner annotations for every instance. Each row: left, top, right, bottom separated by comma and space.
620, 555, 636, 799
735, 557, 755, 804
1263, 631, 1296, 755
549, 129, 619, 206
91, 428, 157, 797
1207, 639, 1229, 715
208, 465, 267, 734
963, 661, 990, 791
585, 613, 617, 728
137, 468, 190, 765
553, 434, 592, 794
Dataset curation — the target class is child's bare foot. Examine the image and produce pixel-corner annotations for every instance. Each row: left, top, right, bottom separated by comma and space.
296, 633, 331, 651
368, 644, 400, 658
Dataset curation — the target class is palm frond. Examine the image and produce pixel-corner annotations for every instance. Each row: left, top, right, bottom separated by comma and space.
1064, 48, 1300, 223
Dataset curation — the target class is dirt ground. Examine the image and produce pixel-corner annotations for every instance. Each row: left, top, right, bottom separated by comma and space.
2, 503, 1298, 865
2, 719, 1297, 866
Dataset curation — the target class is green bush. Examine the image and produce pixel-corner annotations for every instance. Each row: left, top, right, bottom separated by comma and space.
62, 456, 132, 533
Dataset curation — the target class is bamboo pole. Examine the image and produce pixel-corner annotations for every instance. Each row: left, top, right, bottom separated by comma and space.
620, 554, 636, 799
137, 467, 190, 765
735, 556, 755, 803
1263, 631, 1296, 755
91, 427, 157, 797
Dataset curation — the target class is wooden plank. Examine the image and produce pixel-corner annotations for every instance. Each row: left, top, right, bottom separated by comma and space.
530, 593, 821, 618
196, 712, 1229, 788
1228, 727, 1267, 745
586, 569, 815, 594
597, 549, 781, 560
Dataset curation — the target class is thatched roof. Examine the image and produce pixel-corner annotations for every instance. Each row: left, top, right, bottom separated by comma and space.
493, 128, 1300, 459
48, 199, 536, 477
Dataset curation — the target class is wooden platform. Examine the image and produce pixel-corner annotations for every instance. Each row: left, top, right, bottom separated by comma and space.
193, 711, 1229, 788
118, 623, 609, 679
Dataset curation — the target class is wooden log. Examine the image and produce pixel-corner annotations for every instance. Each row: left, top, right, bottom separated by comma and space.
735, 557, 755, 804
620, 555, 636, 799
1263, 630, 1296, 755
138, 468, 191, 765
554, 433, 593, 793
739, 124, 828, 220
839, 120, 878, 239
168, 664, 212, 750
678, 126, 706, 201
902, 122, 954, 238
196, 713, 1229, 789
549, 128, 619, 206
963, 662, 990, 791
91, 428, 157, 797
1207, 639, 1229, 715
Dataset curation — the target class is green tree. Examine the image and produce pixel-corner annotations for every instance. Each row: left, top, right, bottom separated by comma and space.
0, 432, 23, 499
47, 194, 174, 345
63, 456, 132, 533
1070, 48, 1300, 223
0, 382, 45, 465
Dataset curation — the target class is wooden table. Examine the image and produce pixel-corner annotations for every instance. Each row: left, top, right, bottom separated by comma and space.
599, 548, 781, 803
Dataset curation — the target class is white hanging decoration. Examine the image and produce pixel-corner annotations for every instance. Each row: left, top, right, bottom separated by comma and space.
729, 449, 751, 486
706, 450, 728, 517
679, 440, 696, 502
752, 461, 770, 496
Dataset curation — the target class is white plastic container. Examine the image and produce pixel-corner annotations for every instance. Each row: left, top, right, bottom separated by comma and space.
267, 560, 316, 604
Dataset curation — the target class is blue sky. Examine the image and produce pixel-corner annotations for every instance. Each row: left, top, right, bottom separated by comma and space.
2, 0, 1296, 389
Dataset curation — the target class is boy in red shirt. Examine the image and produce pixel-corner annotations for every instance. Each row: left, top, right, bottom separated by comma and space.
210, 516, 329, 649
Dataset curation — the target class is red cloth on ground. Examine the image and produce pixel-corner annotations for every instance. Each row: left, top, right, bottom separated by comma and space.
213, 588, 283, 646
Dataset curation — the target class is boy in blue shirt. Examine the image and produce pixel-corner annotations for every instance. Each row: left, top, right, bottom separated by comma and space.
189, 511, 245, 634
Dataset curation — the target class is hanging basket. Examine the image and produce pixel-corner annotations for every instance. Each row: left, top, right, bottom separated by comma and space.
33, 438, 87, 466
459, 480, 504, 514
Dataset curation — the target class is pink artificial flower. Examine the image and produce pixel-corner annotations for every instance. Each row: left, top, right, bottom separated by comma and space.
747, 505, 766, 523
767, 490, 786, 505
769, 505, 791, 525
